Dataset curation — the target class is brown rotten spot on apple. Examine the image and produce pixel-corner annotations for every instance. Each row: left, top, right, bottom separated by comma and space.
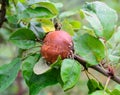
41, 30, 74, 64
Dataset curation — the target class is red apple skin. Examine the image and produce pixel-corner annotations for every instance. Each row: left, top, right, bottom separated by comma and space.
41, 30, 73, 64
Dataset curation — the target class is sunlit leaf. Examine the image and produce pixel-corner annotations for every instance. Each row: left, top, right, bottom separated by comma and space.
107, 27, 120, 64
89, 90, 109, 95
82, 1, 118, 40
61, 59, 81, 91
69, 20, 81, 30
81, 10, 103, 37
33, 2, 58, 15
62, 20, 74, 36
74, 33, 105, 66
59, 10, 78, 18
111, 89, 120, 95
37, 19, 55, 32
27, 0, 49, 5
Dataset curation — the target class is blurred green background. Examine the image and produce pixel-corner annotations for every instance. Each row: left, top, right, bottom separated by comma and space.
0, 0, 120, 95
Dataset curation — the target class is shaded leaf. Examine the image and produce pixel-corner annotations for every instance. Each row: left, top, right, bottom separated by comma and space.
87, 79, 104, 94
22, 54, 59, 95
50, 56, 62, 69
0, 58, 21, 92
18, 7, 55, 20
22, 54, 40, 85
30, 22, 45, 40
29, 68, 59, 95
10, 28, 36, 49
7, 15, 18, 24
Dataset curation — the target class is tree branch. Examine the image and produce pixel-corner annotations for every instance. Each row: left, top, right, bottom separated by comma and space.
0, 0, 7, 27
74, 54, 120, 84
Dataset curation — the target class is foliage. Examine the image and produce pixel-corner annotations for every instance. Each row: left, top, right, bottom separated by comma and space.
0, 58, 21, 92
0, 0, 120, 95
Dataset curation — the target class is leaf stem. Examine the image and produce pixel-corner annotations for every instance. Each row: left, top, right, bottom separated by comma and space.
104, 76, 111, 95
87, 71, 100, 82
84, 70, 90, 80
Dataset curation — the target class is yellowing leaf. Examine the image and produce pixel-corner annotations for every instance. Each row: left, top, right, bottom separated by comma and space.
37, 19, 55, 32
42, 26, 55, 33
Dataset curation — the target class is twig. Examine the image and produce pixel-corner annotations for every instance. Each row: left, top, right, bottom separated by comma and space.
74, 54, 120, 84
0, 0, 7, 27
16, 71, 26, 95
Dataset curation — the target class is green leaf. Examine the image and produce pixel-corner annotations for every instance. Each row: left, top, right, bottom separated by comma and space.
111, 89, 120, 95
89, 90, 109, 95
82, 26, 96, 37
31, 2, 58, 15
87, 79, 103, 94
7, 15, 18, 24
37, 19, 55, 33
74, 33, 105, 66
115, 84, 120, 90
17, 1, 26, 12
50, 56, 62, 69
53, 2, 63, 9
0, 58, 21, 92
22, 54, 59, 95
22, 54, 40, 85
81, 10, 103, 37
108, 26, 120, 46
61, 59, 81, 91
27, 0, 49, 5
110, 85, 120, 95
18, 7, 55, 20
107, 27, 120, 64
29, 68, 59, 95
59, 10, 78, 18
10, 28, 36, 49
82, 1, 118, 40
62, 20, 74, 36
30, 22, 45, 40
69, 20, 81, 30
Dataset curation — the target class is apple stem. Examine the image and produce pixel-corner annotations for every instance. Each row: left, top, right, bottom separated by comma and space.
54, 22, 62, 31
